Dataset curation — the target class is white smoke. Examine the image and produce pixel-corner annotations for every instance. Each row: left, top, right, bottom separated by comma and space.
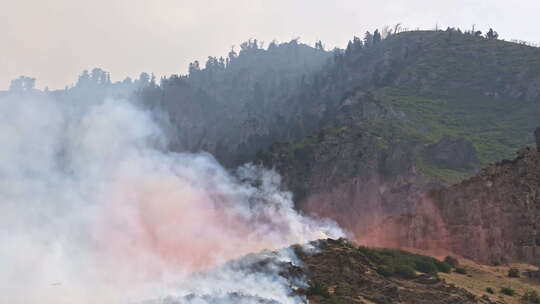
0, 91, 343, 303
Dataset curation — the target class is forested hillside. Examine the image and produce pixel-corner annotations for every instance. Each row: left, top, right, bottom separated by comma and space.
137, 39, 331, 165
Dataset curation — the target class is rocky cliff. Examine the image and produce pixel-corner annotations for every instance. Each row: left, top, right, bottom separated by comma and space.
256, 89, 462, 251
429, 133, 540, 265
261, 126, 540, 265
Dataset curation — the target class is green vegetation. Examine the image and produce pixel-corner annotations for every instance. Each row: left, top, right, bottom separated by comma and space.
395, 265, 418, 279
307, 281, 330, 298
444, 256, 459, 268
372, 33, 540, 183
455, 267, 468, 275
416, 154, 471, 184
501, 286, 516, 296
486, 287, 495, 294
433, 260, 452, 273
376, 265, 395, 277
413, 259, 438, 274
358, 246, 451, 278
381, 83, 539, 173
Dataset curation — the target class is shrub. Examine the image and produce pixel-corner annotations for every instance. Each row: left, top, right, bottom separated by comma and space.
434, 260, 452, 273
455, 267, 467, 274
415, 260, 438, 274
358, 246, 451, 278
485, 287, 494, 294
395, 265, 417, 279
307, 281, 330, 298
523, 290, 540, 303
500, 287, 516, 296
508, 267, 520, 278
376, 265, 395, 277
444, 256, 459, 268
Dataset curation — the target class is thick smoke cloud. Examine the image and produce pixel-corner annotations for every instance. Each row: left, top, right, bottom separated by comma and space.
0, 92, 343, 303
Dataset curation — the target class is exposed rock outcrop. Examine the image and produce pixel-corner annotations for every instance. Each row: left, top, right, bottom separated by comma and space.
261, 123, 540, 266
429, 145, 540, 265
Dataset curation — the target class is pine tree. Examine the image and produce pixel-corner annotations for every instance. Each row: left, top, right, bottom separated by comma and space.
373, 30, 382, 44
364, 31, 373, 47
486, 28, 499, 39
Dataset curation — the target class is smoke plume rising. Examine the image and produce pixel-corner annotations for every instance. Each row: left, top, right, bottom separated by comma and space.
0, 92, 343, 303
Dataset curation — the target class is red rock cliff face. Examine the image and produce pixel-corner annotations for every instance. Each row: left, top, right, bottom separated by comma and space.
258, 120, 452, 253
430, 145, 540, 265
300, 144, 540, 265
301, 174, 450, 252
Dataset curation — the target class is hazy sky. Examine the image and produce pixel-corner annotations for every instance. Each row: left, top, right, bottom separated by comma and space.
1, 0, 538, 90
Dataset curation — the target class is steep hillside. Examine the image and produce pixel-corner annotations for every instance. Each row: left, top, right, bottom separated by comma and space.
137, 40, 331, 165
428, 137, 540, 265
253, 31, 540, 263
141, 30, 540, 172
260, 29, 540, 181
